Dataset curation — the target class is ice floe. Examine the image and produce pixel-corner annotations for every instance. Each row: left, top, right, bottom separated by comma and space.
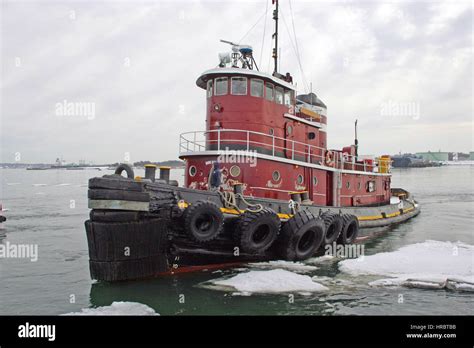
339, 240, 474, 291
64, 301, 158, 315
247, 260, 318, 273
306, 254, 336, 264
209, 269, 329, 294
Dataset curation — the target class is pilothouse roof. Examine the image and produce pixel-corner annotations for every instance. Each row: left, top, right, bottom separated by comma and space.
196, 68, 296, 91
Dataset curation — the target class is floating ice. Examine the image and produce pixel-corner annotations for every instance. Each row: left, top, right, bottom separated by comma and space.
210, 269, 329, 294
63, 301, 158, 315
248, 260, 318, 273
32, 184, 47, 187
306, 254, 336, 264
339, 240, 474, 291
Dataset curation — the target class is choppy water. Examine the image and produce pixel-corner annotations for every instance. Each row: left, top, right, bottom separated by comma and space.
0, 166, 472, 315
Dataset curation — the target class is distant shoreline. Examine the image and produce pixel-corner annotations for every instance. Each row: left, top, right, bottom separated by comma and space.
0, 160, 185, 170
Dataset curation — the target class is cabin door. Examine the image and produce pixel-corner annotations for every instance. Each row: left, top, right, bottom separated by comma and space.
326, 171, 333, 206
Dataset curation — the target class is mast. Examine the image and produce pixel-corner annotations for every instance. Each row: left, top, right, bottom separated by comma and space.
354, 119, 359, 158
272, 0, 279, 75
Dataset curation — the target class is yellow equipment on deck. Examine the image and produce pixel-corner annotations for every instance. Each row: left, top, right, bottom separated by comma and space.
378, 155, 391, 173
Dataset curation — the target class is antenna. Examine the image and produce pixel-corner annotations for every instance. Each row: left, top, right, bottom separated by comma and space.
220, 39, 238, 48
272, 0, 279, 75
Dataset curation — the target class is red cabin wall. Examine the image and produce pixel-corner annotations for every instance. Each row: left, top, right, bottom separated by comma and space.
184, 156, 390, 207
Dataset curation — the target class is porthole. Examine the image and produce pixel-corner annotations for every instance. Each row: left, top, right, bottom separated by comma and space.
189, 165, 197, 177
230, 165, 241, 177
297, 174, 304, 185
272, 170, 281, 182
313, 176, 318, 186
269, 128, 274, 136
286, 125, 293, 136
308, 132, 316, 140
346, 181, 351, 189
358, 182, 362, 190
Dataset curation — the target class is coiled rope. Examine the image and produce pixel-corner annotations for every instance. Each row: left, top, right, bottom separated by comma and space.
219, 191, 264, 214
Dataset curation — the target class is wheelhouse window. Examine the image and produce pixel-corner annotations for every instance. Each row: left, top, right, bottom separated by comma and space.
265, 83, 274, 101
231, 77, 247, 95
250, 79, 264, 97
284, 90, 293, 106
275, 87, 284, 104
206, 80, 213, 98
215, 77, 228, 96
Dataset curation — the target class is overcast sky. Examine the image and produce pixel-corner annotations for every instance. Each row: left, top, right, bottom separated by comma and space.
1, 0, 472, 164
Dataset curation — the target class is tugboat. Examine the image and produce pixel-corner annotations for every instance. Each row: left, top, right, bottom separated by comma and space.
85, 0, 420, 281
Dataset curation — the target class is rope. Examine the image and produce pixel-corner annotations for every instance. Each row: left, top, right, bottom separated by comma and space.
288, 0, 307, 90
259, 0, 269, 68
237, 193, 264, 213
280, 1, 309, 92
238, 9, 268, 44
218, 191, 264, 214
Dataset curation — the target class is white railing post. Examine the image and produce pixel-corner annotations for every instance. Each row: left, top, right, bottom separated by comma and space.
292, 141, 295, 160
217, 130, 221, 151
272, 136, 275, 156
193, 132, 196, 152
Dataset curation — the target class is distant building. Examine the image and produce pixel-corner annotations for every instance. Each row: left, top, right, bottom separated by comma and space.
416, 151, 450, 162
470, 152, 474, 160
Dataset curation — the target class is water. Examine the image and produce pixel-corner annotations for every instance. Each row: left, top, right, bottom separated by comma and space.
0, 166, 472, 315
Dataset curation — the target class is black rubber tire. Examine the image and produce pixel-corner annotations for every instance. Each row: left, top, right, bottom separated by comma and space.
115, 163, 135, 179
90, 210, 141, 223
85, 219, 167, 262
337, 214, 359, 245
235, 208, 280, 254
89, 255, 169, 282
183, 201, 224, 243
89, 177, 143, 191
321, 211, 343, 245
88, 189, 150, 202
277, 210, 326, 261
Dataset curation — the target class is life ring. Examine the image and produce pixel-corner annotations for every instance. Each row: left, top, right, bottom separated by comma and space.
325, 151, 335, 167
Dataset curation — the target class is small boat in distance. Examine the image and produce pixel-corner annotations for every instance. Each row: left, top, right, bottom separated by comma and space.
0, 204, 6, 223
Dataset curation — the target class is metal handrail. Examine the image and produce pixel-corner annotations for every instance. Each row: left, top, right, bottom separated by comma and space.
179, 129, 389, 173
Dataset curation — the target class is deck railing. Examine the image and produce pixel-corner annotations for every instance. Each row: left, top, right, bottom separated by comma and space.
179, 129, 389, 173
